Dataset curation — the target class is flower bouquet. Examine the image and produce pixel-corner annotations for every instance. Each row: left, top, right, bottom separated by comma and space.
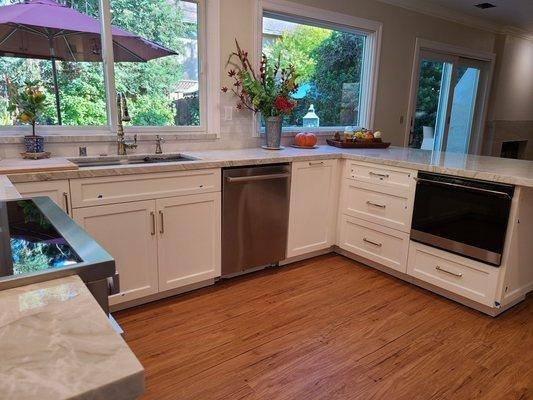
223, 40, 299, 149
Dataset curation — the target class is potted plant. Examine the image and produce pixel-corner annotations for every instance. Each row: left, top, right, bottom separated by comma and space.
223, 40, 299, 149
8, 80, 47, 155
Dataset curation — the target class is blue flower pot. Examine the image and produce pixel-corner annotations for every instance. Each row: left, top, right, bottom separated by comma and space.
24, 135, 45, 153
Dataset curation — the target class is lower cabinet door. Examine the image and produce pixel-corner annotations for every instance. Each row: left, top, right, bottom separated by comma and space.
339, 215, 409, 273
407, 241, 499, 307
15, 180, 71, 214
72, 200, 159, 305
156, 192, 221, 292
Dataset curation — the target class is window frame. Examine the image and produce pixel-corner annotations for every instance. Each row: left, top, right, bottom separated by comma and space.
254, 0, 382, 137
0, 0, 220, 138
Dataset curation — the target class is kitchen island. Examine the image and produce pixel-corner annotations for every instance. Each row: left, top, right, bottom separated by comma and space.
0, 275, 144, 400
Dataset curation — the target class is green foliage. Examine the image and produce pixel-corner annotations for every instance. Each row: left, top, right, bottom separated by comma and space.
411, 61, 443, 148
266, 25, 331, 83
308, 31, 364, 127
0, 0, 196, 127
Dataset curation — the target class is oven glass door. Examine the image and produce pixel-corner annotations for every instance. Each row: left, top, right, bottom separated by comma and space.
411, 174, 513, 265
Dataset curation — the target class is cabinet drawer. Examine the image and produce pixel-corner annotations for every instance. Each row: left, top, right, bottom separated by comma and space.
345, 161, 415, 194
339, 215, 409, 273
70, 169, 221, 208
341, 180, 412, 233
407, 241, 499, 307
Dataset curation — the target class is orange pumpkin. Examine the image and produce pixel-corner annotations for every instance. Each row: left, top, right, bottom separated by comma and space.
294, 132, 317, 147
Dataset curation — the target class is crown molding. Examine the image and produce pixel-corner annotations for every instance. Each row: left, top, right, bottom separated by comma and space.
375, 0, 533, 41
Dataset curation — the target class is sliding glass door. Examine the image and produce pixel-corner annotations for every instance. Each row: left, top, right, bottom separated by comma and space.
409, 51, 488, 153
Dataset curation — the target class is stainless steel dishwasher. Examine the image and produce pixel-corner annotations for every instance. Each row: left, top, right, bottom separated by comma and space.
222, 164, 291, 276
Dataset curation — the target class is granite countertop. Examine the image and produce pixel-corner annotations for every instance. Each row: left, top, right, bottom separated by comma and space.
0, 275, 144, 400
5, 146, 533, 187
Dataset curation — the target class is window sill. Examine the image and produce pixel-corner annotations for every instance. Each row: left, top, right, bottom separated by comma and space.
0, 132, 218, 144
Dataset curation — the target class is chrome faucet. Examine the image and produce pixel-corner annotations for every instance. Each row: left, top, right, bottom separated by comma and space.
116, 92, 137, 156
155, 135, 165, 154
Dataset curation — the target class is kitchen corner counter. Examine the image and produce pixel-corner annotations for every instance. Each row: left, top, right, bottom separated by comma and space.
0, 275, 144, 400
4, 146, 533, 187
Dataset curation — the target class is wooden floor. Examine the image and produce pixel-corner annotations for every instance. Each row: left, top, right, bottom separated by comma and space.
115, 254, 533, 400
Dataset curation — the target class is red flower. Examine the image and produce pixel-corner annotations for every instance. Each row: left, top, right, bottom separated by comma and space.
274, 97, 295, 113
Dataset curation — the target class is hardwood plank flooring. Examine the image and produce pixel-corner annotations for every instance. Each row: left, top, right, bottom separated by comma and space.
114, 254, 533, 400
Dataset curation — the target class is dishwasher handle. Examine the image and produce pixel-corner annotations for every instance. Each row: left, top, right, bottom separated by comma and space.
226, 172, 290, 183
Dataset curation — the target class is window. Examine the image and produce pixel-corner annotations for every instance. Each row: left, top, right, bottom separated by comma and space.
259, 4, 380, 133
0, 0, 209, 133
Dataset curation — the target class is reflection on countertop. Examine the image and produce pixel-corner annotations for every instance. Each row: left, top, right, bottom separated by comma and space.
0, 275, 144, 400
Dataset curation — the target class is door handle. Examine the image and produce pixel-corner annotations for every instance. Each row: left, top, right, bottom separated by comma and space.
366, 201, 386, 209
63, 192, 70, 215
363, 237, 382, 247
226, 173, 290, 183
308, 161, 325, 166
150, 211, 156, 235
369, 171, 389, 179
435, 265, 463, 278
159, 210, 164, 234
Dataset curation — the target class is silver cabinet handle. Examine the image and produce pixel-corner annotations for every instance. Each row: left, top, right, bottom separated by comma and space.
308, 161, 324, 166
369, 171, 389, 178
435, 265, 463, 278
159, 210, 164, 234
363, 237, 382, 247
367, 201, 386, 209
63, 192, 70, 215
226, 173, 290, 183
150, 211, 156, 236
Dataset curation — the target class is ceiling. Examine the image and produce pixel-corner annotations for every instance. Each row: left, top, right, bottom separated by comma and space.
379, 0, 533, 35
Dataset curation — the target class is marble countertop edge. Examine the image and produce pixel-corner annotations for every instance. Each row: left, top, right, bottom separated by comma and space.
4, 146, 533, 188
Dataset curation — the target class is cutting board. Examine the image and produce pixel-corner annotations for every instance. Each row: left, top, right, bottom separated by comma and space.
0, 157, 79, 175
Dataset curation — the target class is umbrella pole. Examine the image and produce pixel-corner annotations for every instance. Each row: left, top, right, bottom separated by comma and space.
51, 57, 62, 125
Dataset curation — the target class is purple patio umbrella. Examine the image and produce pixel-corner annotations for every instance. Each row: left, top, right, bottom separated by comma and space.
0, 0, 178, 124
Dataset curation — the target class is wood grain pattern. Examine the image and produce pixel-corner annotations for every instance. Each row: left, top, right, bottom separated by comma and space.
115, 254, 533, 400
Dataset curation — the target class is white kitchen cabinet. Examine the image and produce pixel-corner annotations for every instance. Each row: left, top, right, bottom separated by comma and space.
14, 180, 71, 214
407, 241, 499, 307
339, 214, 410, 273
73, 200, 159, 306
286, 159, 339, 258
157, 192, 221, 291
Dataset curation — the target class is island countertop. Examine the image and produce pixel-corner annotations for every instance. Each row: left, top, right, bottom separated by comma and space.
0, 275, 144, 400
4, 146, 533, 187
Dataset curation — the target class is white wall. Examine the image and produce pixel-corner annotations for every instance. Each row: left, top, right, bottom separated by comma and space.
488, 34, 533, 121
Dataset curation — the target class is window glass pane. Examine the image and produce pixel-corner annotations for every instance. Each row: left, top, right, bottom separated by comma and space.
0, 0, 107, 127
110, 0, 199, 127
262, 14, 366, 129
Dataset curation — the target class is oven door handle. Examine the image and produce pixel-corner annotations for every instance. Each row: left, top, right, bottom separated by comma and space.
414, 177, 512, 200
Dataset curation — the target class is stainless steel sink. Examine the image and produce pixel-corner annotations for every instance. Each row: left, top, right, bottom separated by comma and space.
71, 154, 198, 168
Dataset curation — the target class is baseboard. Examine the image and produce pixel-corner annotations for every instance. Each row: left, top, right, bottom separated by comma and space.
334, 246, 522, 317
110, 279, 215, 312
280, 247, 335, 266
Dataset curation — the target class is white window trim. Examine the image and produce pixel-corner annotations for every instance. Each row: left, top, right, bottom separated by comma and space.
0, 0, 220, 139
252, 0, 382, 137
404, 38, 495, 154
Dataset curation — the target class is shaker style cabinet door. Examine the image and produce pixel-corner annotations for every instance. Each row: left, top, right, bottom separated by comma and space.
287, 159, 339, 258
14, 180, 71, 214
73, 200, 159, 306
156, 192, 221, 292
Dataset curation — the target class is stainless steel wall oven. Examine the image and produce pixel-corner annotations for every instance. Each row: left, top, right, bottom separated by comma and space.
411, 172, 514, 266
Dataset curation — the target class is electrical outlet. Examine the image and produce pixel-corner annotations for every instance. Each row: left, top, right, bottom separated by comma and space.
224, 106, 233, 121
